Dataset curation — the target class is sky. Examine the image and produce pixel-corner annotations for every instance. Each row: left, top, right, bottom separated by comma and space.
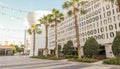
0, 0, 66, 45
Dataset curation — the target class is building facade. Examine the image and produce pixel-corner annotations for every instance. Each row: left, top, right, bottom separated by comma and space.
27, 11, 50, 56
49, 0, 120, 58
0, 45, 13, 56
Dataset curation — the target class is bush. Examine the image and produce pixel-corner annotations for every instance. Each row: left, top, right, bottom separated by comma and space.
31, 55, 62, 60
63, 40, 74, 55
103, 58, 120, 65
83, 37, 99, 57
31, 55, 49, 59
65, 55, 78, 59
112, 32, 120, 57
58, 45, 62, 56
69, 58, 97, 63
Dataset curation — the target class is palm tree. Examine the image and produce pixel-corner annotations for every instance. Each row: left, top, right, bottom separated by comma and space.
62, 0, 87, 59
50, 9, 64, 59
39, 14, 52, 56
104, 0, 120, 10
27, 24, 42, 56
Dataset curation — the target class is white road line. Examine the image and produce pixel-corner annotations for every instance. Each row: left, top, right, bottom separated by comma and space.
3, 61, 70, 69
79, 66, 112, 69
34, 63, 78, 69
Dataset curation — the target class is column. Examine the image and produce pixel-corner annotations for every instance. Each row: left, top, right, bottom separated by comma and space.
105, 43, 115, 58
4, 49, 7, 56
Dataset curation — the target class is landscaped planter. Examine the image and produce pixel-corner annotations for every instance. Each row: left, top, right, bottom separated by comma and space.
103, 58, 120, 65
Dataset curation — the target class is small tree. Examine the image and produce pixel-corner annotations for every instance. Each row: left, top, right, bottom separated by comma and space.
112, 32, 120, 57
9, 44, 16, 55
63, 44, 68, 55
58, 45, 61, 56
83, 37, 99, 58
63, 40, 73, 55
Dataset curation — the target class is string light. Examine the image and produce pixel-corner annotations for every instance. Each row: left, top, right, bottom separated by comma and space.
0, 11, 24, 21
0, 4, 29, 21
0, 4, 29, 44
0, 4, 28, 13
0, 27, 24, 32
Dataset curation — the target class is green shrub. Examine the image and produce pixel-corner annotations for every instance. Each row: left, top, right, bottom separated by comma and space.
58, 45, 62, 56
103, 58, 120, 65
69, 58, 97, 63
31, 55, 49, 59
112, 32, 120, 57
83, 37, 99, 57
63, 40, 73, 55
65, 55, 78, 59
31, 55, 61, 60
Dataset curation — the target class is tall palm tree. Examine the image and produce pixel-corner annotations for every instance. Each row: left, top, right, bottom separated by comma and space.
50, 9, 64, 59
27, 24, 42, 56
62, 0, 87, 59
39, 14, 52, 56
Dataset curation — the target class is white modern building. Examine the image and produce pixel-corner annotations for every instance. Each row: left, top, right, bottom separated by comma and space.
49, 0, 120, 58
26, 11, 50, 56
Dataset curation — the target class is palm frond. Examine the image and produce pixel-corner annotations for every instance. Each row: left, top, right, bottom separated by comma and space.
27, 23, 42, 35
57, 20, 61, 23
39, 16, 47, 24
104, 0, 115, 3
39, 14, 53, 25
52, 8, 59, 16
36, 29, 42, 34
62, 1, 72, 9
51, 8, 64, 23
36, 24, 41, 26
72, 0, 79, 6
31, 24, 37, 29
80, 1, 88, 5
27, 29, 32, 35
51, 24, 55, 27
60, 17, 64, 21
67, 10, 73, 16
76, 8, 79, 12
80, 9, 88, 15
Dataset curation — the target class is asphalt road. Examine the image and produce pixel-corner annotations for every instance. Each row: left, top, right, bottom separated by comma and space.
0, 56, 119, 69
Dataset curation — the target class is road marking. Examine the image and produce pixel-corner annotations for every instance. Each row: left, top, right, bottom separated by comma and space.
1, 61, 71, 69
80, 66, 112, 69
35, 63, 77, 69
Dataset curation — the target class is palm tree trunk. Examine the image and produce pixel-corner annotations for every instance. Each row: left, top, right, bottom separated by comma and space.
117, 0, 120, 11
45, 25, 49, 56
73, 7, 81, 59
33, 30, 36, 56
55, 19, 58, 59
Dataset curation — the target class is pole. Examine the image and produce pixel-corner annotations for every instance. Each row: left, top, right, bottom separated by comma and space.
24, 29, 27, 55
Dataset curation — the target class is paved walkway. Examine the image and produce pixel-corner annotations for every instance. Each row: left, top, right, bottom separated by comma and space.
0, 56, 119, 69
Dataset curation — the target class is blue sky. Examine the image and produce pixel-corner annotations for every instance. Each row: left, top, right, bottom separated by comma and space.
0, 0, 66, 45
